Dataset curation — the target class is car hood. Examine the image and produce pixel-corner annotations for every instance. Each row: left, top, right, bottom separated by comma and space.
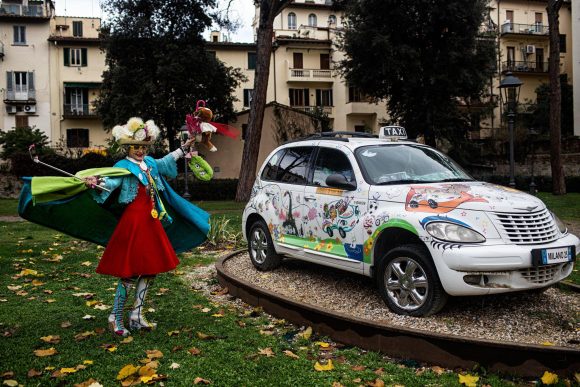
370, 182, 547, 214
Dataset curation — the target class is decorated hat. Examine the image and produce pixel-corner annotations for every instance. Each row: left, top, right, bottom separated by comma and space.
112, 117, 160, 145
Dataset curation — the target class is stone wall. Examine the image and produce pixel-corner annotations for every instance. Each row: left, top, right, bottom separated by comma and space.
0, 173, 23, 199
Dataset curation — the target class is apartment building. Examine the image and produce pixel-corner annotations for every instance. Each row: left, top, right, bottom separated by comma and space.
48, 16, 106, 148
0, 0, 54, 137
482, 0, 574, 139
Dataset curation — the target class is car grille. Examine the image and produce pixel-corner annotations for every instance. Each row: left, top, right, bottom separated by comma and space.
491, 209, 558, 245
518, 264, 561, 284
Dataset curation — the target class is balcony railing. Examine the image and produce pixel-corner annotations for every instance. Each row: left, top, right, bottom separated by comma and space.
291, 106, 333, 115
502, 61, 549, 74
4, 89, 36, 101
288, 68, 333, 81
63, 104, 98, 118
500, 22, 548, 36
0, 4, 45, 17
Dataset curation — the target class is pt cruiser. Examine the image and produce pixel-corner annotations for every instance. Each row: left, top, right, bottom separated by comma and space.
242, 128, 579, 316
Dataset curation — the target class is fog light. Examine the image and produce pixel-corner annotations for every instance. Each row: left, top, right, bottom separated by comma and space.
463, 274, 488, 286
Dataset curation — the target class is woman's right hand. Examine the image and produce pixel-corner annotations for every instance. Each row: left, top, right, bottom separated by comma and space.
84, 176, 98, 188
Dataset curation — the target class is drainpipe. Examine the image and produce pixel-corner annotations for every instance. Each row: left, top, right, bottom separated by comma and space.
272, 41, 278, 102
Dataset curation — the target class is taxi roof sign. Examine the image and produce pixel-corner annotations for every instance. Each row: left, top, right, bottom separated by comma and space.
379, 126, 407, 141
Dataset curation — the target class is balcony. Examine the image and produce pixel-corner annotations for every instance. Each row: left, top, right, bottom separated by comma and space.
345, 102, 378, 115
0, 3, 47, 18
500, 22, 548, 36
63, 104, 99, 119
4, 89, 35, 102
291, 106, 333, 115
288, 68, 333, 82
501, 61, 549, 74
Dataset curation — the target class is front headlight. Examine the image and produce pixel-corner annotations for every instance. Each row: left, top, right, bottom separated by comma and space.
425, 222, 486, 243
550, 211, 567, 234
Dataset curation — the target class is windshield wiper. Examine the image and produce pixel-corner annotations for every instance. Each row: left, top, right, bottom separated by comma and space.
438, 178, 475, 182
375, 179, 426, 185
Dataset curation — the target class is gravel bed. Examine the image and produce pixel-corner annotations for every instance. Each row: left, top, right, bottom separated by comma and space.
222, 252, 580, 348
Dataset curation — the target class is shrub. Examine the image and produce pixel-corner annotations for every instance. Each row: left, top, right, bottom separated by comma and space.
0, 126, 50, 159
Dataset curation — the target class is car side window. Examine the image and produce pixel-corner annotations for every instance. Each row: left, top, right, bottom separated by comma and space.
276, 147, 313, 184
312, 147, 355, 187
260, 149, 285, 181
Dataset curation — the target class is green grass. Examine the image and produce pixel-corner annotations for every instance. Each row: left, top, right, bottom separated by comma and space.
0, 221, 526, 386
0, 199, 18, 216
536, 192, 580, 221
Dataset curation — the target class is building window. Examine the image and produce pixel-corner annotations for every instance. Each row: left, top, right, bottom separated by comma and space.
320, 54, 330, 70
348, 86, 369, 103
13, 26, 26, 44
241, 124, 248, 141
289, 88, 309, 107
64, 48, 88, 67
288, 12, 297, 30
72, 21, 83, 37
67, 128, 89, 148
559, 34, 566, 53
6, 71, 34, 100
308, 14, 317, 27
247, 52, 256, 70
243, 89, 253, 108
328, 15, 336, 25
315, 89, 333, 107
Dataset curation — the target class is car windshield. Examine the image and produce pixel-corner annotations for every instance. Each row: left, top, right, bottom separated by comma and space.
355, 144, 474, 185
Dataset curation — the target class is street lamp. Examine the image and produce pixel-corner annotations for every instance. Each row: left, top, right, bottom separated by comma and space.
179, 125, 191, 200
499, 71, 523, 188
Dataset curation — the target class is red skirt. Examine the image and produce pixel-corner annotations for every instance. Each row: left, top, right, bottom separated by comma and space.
97, 185, 179, 278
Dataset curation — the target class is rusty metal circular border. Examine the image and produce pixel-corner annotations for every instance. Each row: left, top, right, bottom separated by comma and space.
216, 250, 579, 378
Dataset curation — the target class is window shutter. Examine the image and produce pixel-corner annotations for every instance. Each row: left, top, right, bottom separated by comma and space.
6, 71, 13, 91
28, 72, 35, 91
304, 89, 310, 106
81, 48, 88, 66
64, 48, 70, 66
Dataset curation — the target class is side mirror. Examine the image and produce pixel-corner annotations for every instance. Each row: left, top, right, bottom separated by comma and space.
325, 174, 357, 191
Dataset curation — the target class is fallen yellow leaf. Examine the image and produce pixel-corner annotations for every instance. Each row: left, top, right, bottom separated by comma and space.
120, 337, 134, 344
458, 373, 479, 387
283, 350, 299, 359
298, 326, 312, 340
431, 366, 445, 375
83, 360, 94, 365
34, 347, 57, 357
40, 335, 61, 344
138, 365, 156, 377
60, 368, 77, 374
81, 261, 92, 266
167, 330, 180, 336
540, 371, 559, 385
140, 376, 154, 383
315, 341, 330, 348
314, 359, 334, 371
193, 377, 211, 384
542, 341, 555, 346
20, 269, 39, 276
3, 380, 18, 387
116, 364, 139, 380
258, 348, 275, 357
145, 349, 164, 359
106, 346, 117, 353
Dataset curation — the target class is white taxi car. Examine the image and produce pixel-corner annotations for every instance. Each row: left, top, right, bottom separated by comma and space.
242, 127, 579, 316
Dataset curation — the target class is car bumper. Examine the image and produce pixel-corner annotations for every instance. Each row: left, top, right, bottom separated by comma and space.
432, 233, 579, 295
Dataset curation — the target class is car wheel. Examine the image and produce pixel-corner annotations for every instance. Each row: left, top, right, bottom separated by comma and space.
376, 244, 447, 317
326, 227, 334, 237
248, 221, 282, 271
338, 228, 346, 238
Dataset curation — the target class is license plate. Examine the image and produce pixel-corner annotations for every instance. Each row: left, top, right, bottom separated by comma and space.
531, 246, 575, 266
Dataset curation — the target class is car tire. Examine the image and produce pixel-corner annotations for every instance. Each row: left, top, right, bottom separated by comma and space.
248, 221, 282, 271
376, 244, 448, 317
338, 228, 346, 238
326, 227, 334, 237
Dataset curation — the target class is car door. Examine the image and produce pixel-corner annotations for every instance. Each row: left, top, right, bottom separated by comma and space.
264, 145, 314, 257
302, 145, 368, 273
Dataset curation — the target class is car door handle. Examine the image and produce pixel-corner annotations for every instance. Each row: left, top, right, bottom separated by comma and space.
304, 196, 316, 201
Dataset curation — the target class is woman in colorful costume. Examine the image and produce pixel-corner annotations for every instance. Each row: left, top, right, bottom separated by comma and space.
18, 117, 210, 337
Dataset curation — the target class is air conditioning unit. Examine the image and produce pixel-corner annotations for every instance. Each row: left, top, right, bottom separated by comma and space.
24, 104, 36, 113
526, 45, 535, 54
5, 105, 17, 114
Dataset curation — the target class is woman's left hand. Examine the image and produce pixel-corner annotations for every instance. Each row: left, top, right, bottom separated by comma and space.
181, 137, 195, 149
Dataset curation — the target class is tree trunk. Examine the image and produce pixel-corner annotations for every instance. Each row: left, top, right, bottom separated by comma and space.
547, 0, 566, 194
235, 1, 290, 202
